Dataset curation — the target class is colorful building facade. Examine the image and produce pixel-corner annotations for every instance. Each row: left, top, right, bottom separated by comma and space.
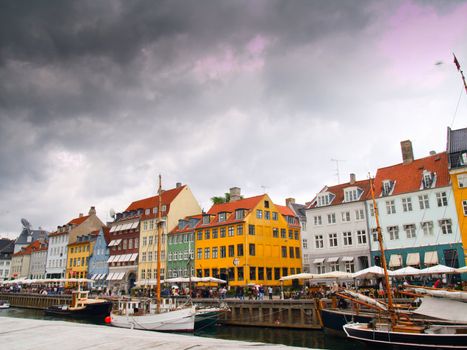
194, 190, 302, 287
66, 231, 98, 280
447, 127, 467, 266
88, 227, 110, 291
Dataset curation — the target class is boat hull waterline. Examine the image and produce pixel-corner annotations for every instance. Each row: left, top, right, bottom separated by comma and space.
343, 322, 467, 349
44, 301, 113, 319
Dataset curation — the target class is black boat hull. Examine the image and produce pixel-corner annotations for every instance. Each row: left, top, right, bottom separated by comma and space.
344, 323, 467, 349
45, 301, 112, 320
321, 309, 373, 334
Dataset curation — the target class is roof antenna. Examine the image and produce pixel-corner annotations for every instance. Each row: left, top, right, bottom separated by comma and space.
331, 158, 345, 184
260, 185, 268, 193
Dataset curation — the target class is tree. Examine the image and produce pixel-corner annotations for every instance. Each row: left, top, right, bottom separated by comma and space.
210, 192, 231, 204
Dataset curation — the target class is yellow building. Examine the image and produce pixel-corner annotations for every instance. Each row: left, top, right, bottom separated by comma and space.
66, 231, 98, 280
126, 183, 201, 284
194, 190, 302, 287
447, 127, 467, 266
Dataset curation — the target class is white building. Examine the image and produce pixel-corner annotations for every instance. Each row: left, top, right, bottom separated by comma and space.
305, 174, 371, 274
286, 199, 311, 272
46, 227, 69, 279
30, 243, 48, 279
0, 239, 14, 279
368, 141, 464, 269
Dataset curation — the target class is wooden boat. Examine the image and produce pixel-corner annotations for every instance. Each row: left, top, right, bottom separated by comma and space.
45, 290, 112, 319
0, 300, 10, 309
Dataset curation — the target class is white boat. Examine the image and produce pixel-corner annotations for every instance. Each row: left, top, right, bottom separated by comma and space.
0, 300, 10, 309
111, 298, 196, 332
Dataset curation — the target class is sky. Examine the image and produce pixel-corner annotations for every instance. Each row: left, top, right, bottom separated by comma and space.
1, 0, 467, 238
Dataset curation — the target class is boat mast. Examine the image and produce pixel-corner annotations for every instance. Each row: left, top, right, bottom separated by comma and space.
156, 174, 162, 313
369, 175, 396, 325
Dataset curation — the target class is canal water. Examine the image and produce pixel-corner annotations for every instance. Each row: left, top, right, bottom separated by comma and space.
0, 308, 363, 349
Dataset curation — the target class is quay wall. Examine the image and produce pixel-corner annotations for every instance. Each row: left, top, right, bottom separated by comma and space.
0, 293, 71, 309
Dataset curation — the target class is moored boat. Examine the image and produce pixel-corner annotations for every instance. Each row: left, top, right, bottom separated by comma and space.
0, 300, 10, 309
44, 290, 112, 319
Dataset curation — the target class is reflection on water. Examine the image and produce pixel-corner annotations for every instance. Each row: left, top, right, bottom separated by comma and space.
1, 308, 363, 349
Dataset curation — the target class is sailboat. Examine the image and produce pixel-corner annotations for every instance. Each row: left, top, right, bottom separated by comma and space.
110, 175, 196, 332
343, 176, 467, 349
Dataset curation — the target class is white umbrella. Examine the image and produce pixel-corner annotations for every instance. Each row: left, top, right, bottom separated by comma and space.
279, 272, 318, 281
392, 266, 421, 277
420, 264, 457, 275
455, 266, 467, 274
198, 277, 226, 284
316, 271, 354, 279
352, 266, 394, 279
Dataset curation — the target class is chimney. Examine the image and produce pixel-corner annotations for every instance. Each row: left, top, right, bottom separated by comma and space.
429, 150, 436, 156
400, 140, 414, 164
285, 198, 295, 206
229, 187, 241, 202
79, 213, 84, 218
350, 173, 356, 184
88, 206, 96, 215
176, 182, 182, 188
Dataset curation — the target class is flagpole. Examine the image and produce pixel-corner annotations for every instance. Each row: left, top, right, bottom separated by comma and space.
453, 53, 467, 95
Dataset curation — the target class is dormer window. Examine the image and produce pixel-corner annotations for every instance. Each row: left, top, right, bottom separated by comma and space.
153, 207, 158, 214
382, 180, 394, 196
218, 212, 226, 222
344, 187, 361, 202
162, 205, 167, 212
235, 209, 244, 220
145, 208, 150, 215
202, 215, 210, 225
422, 170, 435, 189
317, 193, 334, 207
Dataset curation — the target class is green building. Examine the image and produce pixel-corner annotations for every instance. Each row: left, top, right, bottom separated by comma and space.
167, 216, 199, 278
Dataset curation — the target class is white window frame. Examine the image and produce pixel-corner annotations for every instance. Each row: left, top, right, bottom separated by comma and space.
418, 194, 430, 209
402, 197, 413, 212
341, 212, 350, 222
404, 224, 416, 239
327, 213, 336, 224
387, 226, 399, 240
314, 215, 322, 225
421, 221, 434, 235
357, 230, 367, 245
439, 219, 452, 234
315, 235, 324, 249
386, 200, 396, 214
343, 231, 353, 246
436, 192, 448, 207
328, 233, 338, 248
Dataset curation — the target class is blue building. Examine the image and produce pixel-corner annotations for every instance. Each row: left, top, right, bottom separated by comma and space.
88, 227, 110, 291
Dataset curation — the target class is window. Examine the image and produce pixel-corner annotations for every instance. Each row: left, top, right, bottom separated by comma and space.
289, 247, 295, 258
273, 228, 279, 238
237, 267, 244, 281
369, 203, 378, 216
249, 266, 256, 280
248, 225, 255, 235
421, 221, 434, 235
142, 237, 147, 246
197, 248, 202, 259
141, 269, 146, 279
228, 226, 234, 237
294, 230, 299, 240
402, 197, 413, 212
220, 227, 226, 237
388, 226, 399, 240
343, 232, 352, 246
344, 261, 355, 273
281, 246, 287, 258
249, 244, 256, 256
161, 205, 166, 212
212, 247, 218, 258
228, 245, 235, 257
197, 231, 202, 240
212, 228, 218, 238
314, 216, 322, 225
439, 219, 452, 234
404, 224, 416, 238
235, 209, 244, 220
382, 180, 393, 196
371, 228, 378, 242
418, 194, 430, 209
219, 212, 226, 222
236, 225, 243, 235
341, 212, 350, 222
265, 211, 270, 220
355, 209, 365, 220
315, 235, 324, 248
330, 262, 339, 271
436, 192, 448, 207
280, 228, 286, 238
148, 252, 152, 261
149, 220, 154, 230
316, 263, 325, 274
288, 229, 293, 239
272, 212, 278, 220
237, 244, 244, 256
357, 230, 367, 244
142, 252, 147, 262
295, 247, 300, 258
422, 171, 434, 189
317, 194, 331, 206
220, 246, 226, 258
205, 230, 210, 239
458, 174, 467, 188
143, 221, 148, 231
203, 215, 210, 224
463, 200, 467, 216
386, 200, 396, 214
344, 189, 358, 202
302, 239, 308, 249
329, 233, 338, 247
256, 209, 263, 219
204, 248, 210, 259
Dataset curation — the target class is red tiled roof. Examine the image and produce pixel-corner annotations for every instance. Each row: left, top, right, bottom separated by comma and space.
125, 185, 186, 212
275, 204, 296, 217
13, 240, 42, 256
307, 179, 371, 209
373, 152, 449, 197
206, 195, 264, 215
68, 215, 90, 226
48, 230, 69, 237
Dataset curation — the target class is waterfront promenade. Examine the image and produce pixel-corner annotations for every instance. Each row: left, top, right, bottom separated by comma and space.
0, 317, 313, 350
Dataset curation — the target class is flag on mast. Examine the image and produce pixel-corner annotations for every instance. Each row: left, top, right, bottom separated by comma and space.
453, 53, 461, 71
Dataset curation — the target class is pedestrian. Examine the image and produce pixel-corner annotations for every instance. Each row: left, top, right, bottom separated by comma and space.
268, 286, 273, 300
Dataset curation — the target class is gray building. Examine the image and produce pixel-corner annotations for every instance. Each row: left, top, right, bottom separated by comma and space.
0, 238, 14, 279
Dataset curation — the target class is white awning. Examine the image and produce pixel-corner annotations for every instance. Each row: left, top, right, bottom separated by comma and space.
120, 223, 131, 231
114, 254, 124, 262
106, 273, 115, 281
313, 258, 325, 264
389, 254, 402, 268
342, 256, 354, 262
424, 251, 438, 265
129, 253, 138, 262
113, 272, 125, 280
130, 222, 139, 229
108, 239, 121, 247
327, 257, 339, 263
99, 274, 107, 280
121, 254, 131, 262
406, 252, 420, 266
109, 226, 116, 233
113, 225, 122, 232
90, 274, 97, 280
